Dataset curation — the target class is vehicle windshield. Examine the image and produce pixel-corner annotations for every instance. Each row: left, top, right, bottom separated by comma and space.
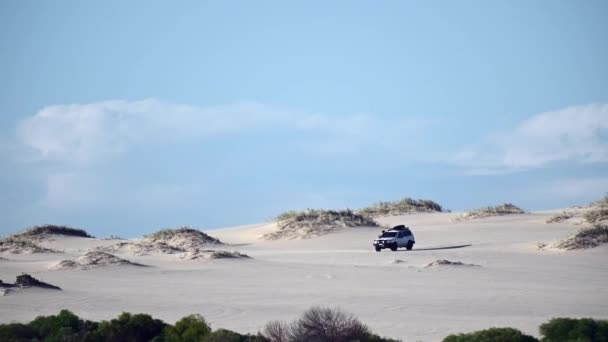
380, 232, 397, 238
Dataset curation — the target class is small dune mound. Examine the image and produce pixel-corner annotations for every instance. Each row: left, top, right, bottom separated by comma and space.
453, 203, 526, 222
15, 273, 61, 290
546, 211, 577, 224
178, 249, 250, 260
358, 197, 444, 216
52, 251, 146, 270
96, 227, 231, 259
12, 224, 93, 240
264, 209, 379, 240
425, 259, 480, 268
554, 225, 608, 250
96, 226, 220, 256
1, 274, 61, 295
0, 238, 57, 254
97, 240, 181, 256
145, 227, 222, 251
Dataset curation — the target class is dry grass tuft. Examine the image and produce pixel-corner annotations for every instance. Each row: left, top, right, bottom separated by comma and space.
453, 203, 526, 221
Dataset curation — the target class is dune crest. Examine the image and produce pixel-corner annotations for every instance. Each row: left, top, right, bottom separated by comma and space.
98, 227, 222, 256
263, 209, 379, 240
453, 203, 526, 221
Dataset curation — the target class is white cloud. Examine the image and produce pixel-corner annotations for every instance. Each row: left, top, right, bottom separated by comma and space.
17, 99, 433, 164
14, 99, 436, 209
454, 103, 608, 174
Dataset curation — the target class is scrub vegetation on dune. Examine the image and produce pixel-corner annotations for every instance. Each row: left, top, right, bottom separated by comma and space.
12, 224, 93, 239
144, 227, 223, 252
583, 195, 608, 224
358, 197, 444, 216
178, 249, 251, 260
545, 210, 576, 223
554, 224, 608, 250
0, 238, 57, 254
1, 224, 92, 254
453, 203, 526, 221
264, 209, 379, 240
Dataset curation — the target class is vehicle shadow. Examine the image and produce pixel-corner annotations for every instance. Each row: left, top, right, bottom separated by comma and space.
406, 244, 472, 251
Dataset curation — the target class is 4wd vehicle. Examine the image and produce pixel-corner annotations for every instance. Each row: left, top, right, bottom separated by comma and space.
373, 225, 415, 252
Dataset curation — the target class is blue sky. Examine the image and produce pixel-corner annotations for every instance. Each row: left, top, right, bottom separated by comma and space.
1, 0, 607, 237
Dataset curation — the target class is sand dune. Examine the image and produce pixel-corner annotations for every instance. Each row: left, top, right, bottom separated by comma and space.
1, 211, 607, 341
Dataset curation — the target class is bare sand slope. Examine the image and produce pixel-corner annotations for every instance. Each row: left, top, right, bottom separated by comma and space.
1, 212, 607, 341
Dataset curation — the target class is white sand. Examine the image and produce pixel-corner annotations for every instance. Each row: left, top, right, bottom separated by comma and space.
1, 211, 607, 341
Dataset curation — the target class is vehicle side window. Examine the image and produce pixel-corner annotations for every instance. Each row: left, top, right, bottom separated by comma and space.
404, 230, 412, 236
397, 232, 404, 238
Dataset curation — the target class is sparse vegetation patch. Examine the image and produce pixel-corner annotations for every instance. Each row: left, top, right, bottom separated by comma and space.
178, 249, 250, 260
453, 203, 526, 221
546, 211, 575, 223
554, 224, 608, 250
0, 238, 57, 254
12, 224, 93, 239
584, 195, 608, 224
425, 259, 480, 268
358, 197, 443, 216
265, 209, 379, 240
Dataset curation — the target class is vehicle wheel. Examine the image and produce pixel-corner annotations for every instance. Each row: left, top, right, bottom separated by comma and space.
375, 246, 381, 252
406, 241, 414, 250
390, 243, 398, 251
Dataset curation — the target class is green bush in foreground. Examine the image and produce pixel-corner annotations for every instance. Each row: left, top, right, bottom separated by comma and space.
2, 310, 608, 342
443, 327, 539, 342
163, 314, 210, 342
540, 317, 608, 342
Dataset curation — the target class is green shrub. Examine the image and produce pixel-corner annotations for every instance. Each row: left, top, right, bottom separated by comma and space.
0, 323, 37, 341
540, 317, 608, 342
443, 327, 538, 342
163, 314, 211, 342
95, 312, 166, 342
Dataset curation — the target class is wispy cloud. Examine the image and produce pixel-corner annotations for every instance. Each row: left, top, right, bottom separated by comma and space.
13, 99, 435, 208
454, 103, 608, 174
16, 99, 433, 165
